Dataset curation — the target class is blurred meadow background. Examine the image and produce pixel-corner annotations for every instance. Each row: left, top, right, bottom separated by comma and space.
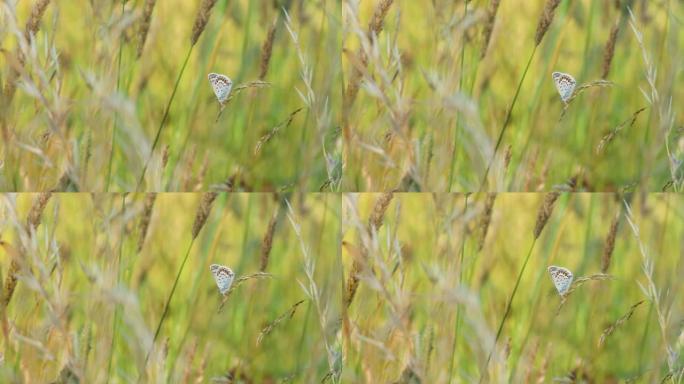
342, 0, 684, 192
0, 0, 342, 192
0, 192, 342, 382
342, 192, 684, 382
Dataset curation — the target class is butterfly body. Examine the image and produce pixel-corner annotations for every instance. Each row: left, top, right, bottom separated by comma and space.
208, 73, 233, 104
552, 71, 576, 103
210, 264, 235, 295
548, 265, 573, 296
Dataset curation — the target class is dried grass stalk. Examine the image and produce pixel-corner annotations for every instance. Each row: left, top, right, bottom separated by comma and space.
26, 192, 52, 230
533, 192, 560, 239
343, 240, 366, 308
0, 241, 21, 310
259, 17, 278, 80
190, 0, 218, 46
478, 194, 497, 251
137, 193, 157, 253
344, 0, 395, 111
556, 273, 613, 313
344, 250, 363, 308
598, 300, 644, 347
194, 154, 209, 191
534, 0, 562, 46
368, 0, 394, 37
601, 21, 620, 79
481, 0, 502, 59
25, 0, 51, 41
181, 341, 198, 383
259, 207, 280, 272
368, 192, 395, 232
256, 299, 305, 345
601, 209, 621, 273
137, 0, 158, 58
255, 107, 303, 155
503, 144, 513, 175
346, 193, 395, 308
161, 144, 170, 171
217, 272, 273, 312
596, 107, 646, 154
192, 192, 218, 239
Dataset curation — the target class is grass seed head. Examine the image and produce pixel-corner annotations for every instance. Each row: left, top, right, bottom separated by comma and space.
601, 22, 620, 79
481, 0, 501, 59
534, 0, 562, 46
26, 192, 52, 230
25, 0, 51, 41
137, 0, 157, 58
192, 192, 218, 239
190, 0, 218, 46
601, 210, 620, 273
533, 192, 560, 239
259, 17, 278, 80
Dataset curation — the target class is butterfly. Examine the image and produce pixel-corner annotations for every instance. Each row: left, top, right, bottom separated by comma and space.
208, 73, 233, 104
210, 264, 235, 295
548, 265, 574, 296
552, 71, 576, 103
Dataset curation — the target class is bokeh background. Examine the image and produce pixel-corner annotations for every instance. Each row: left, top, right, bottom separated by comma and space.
1, 0, 342, 192
342, 193, 683, 382
0, 193, 341, 382
342, 0, 684, 192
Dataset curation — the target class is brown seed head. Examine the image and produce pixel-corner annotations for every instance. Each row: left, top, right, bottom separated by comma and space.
601, 22, 619, 79
192, 192, 218, 239
260, 207, 279, 272
478, 194, 497, 251
259, 18, 278, 80
137, 193, 157, 253
534, 0, 562, 46
481, 0, 502, 59
25, 0, 51, 41
191, 0, 218, 46
368, 0, 394, 37
533, 192, 560, 239
368, 192, 394, 232
26, 192, 52, 230
137, 0, 158, 58
1, 241, 22, 309
601, 210, 620, 273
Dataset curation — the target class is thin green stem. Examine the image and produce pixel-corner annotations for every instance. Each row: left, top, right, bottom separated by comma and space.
106, 0, 126, 191
448, 1, 469, 192
448, 194, 469, 383
106, 194, 126, 383
479, 238, 538, 383
139, 237, 196, 381
136, 46, 194, 191
478, 45, 538, 191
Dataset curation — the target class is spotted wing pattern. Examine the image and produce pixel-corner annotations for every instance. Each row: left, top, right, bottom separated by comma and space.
210, 264, 235, 295
548, 265, 574, 295
208, 73, 233, 104
552, 71, 577, 103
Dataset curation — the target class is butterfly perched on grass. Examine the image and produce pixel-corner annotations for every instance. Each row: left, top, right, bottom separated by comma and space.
210, 264, 235, 295
548, 265, 573, 296
552, 71, 576, 104
208, 73, 233, 105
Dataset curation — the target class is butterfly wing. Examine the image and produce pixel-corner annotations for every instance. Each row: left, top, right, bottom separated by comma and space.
548, 265, 573, 295
552, 72, 576, 102
208, 73, 233, 104
210, 264, 235, 295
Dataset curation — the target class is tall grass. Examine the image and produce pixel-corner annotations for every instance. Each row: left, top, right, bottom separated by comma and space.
341, 0, 683, 191
1, 0, 341, 192
342, 193, 683, 382
0, 193, 340, 382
